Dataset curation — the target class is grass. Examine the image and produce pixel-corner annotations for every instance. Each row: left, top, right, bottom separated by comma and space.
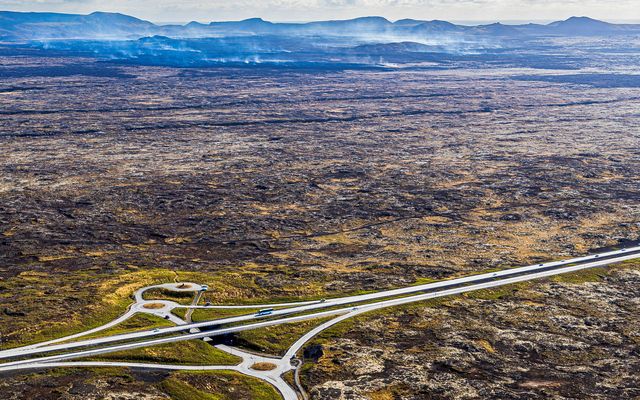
282, 370, 296, 388
19, 367, 280, 400
162, 371, 280, 400
475, 339, 495, 353
172, 308, 188, 320
251, 362, 277, 371
162, 378, 221, 400
0, 268, 193, 350
296, 260, 640, 366
0, 266, 304, 349
142, 302, 167, 309
550, 267, 606, 284
463, 282, 529, 300
366, 386, 410, 400
91, 339, 241, 365
411, 277, 438, 285
235, 317, 334, 355
143, 288, 196, 305
6, 257, 639, 352
68, 313, 175, 342
189, 308, 261, 322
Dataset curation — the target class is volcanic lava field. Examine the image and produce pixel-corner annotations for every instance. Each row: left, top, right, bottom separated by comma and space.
1, 52, 640, 399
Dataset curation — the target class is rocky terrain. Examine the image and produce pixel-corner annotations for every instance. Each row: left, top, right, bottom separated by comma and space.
0, 367, 279, 399
305, 262, 640, 399
1, 51, 639, 398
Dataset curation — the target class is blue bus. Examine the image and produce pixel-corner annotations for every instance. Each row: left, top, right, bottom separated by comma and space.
256, 308, 274, 317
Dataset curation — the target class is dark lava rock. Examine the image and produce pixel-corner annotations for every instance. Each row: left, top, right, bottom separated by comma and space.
3, 308, 25, 317
500, 213, 522, 221
304, 344, 324, 361
69, 383, 97, 395
544, 209, 578, 220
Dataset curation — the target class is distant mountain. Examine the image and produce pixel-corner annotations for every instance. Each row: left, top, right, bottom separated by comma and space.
306, 16, 392, 32
1, 11, 640, 42
394, 19, 428, 27
409, 20, 463, 35
547, 16, 616, 35
0, 11, 155, 40
520, 16, 639, 36
470, 22, 523, 36
210, 17, 274, 31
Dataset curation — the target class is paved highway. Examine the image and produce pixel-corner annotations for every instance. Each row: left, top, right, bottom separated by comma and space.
1, 247, 639, 371
4, 245, 638, 360
1, 246, 639, 400
5, 359, 299, 400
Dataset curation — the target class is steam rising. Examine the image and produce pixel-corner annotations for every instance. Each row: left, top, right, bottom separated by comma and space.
2, 12, 638, 68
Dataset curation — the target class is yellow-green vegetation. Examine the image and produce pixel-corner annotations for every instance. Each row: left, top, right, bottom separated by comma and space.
463, 282, 530, 300
411, 277, 437, 285
0, 266, 327, 350
162, 378, 220, 400
68, 313, 174, 342
142, 288, 195, 305
366, 385, 411, 400
143, 302, 168, 309
5, 257, 639, 354
301, 260, 640, 361
475, 339, 496, 353
251, 362, 277, 371
0, 268, 185, 349
298, 362, 316, 389
92, 339, 241, 365
306, 297, 450, 350
172, 307, 188, 319
236, 317, 334, 355
189, 308, 261, 322
282, 370, 296, 388
42, 366, 129, 379
551, 267, 606, 284
619, 259, 640, 266
161, 371, 280, 400
312, 232, 364, 246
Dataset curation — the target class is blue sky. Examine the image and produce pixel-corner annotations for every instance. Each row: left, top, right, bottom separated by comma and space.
1, 0, 639, 23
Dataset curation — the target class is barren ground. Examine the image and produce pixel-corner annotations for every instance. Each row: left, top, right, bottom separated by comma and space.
1, 56, 639, 398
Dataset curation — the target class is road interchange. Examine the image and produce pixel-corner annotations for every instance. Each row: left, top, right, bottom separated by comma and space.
1, 245, 639, 399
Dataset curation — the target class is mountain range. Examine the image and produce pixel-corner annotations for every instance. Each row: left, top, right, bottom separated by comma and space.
1, 11, 639, 42
1, 11, 638, 69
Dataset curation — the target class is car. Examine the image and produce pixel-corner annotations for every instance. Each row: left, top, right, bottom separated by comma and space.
153, 328, 161, 333
201, 284, 209, 291
256, 308, 274, 317
205, 302, 212, 306
320, 299, 326, 303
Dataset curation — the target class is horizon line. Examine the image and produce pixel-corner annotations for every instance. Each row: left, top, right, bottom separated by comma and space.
2, 10, 640, 26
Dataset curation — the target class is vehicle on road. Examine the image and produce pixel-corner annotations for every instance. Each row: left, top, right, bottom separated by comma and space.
256, 308, 274, 317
